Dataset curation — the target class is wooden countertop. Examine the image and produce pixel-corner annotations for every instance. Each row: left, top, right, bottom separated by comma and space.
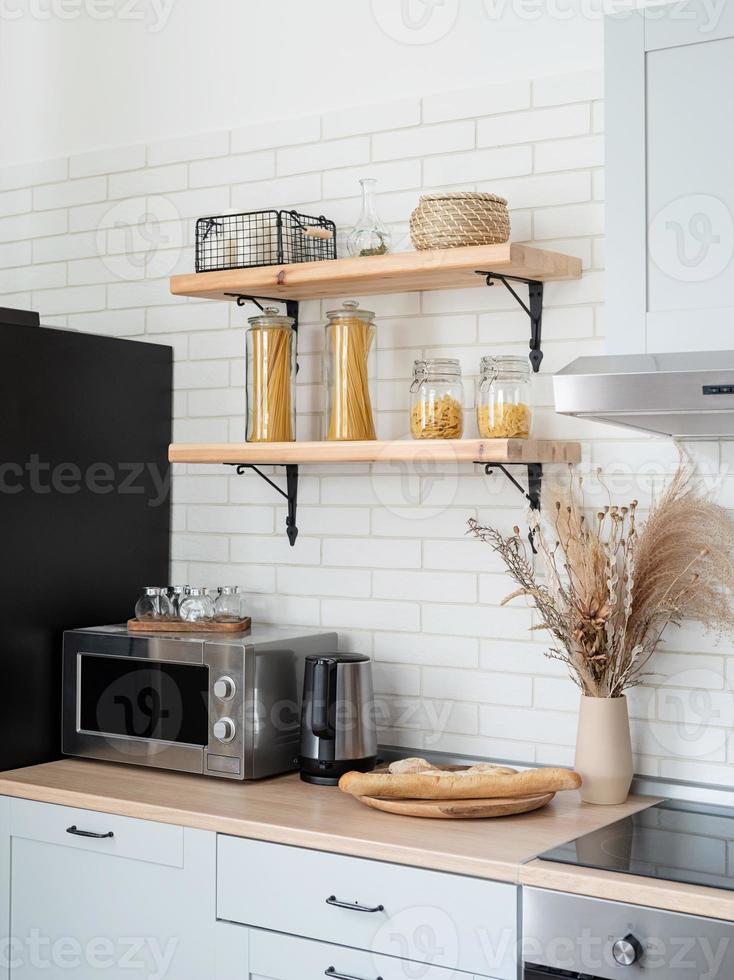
521, 859, 734, 922
4, 761, 732, 919
0, 759, 654, 884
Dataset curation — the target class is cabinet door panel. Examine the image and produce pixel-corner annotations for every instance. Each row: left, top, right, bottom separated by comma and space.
606, 2, 734, 354
6, 800, 215, 979
10, 797, 183, 867
646, 37, 734, 324
218, 836, 516, 980
249, 928, 487, 980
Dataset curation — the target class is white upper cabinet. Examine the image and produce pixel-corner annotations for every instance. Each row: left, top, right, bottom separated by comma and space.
606, 0, 734, 354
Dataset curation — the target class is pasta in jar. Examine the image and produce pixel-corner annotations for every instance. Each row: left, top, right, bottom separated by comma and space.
477, 355, 532, 440
245, 307, 296, 442
410, 359, 464, 440
325, 300, 376, 441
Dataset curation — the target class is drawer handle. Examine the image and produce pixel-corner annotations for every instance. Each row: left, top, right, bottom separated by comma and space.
326, 895, 384, 914
66, 825, 114, 840
325, 968, 383, 980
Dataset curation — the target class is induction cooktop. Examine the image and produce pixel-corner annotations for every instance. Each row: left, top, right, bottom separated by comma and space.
539, 799, 734, 892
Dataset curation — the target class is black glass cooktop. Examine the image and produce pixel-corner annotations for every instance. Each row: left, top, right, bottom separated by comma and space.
540, 799, 734, 893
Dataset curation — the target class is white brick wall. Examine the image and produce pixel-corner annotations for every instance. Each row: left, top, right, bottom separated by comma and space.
2, 69, 732, 781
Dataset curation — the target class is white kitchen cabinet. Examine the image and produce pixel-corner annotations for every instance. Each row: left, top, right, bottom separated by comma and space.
216, 922, 495, 980
217, 835, 517, 980
249, 926, 488, 980
606, 0, 734, 355
0, 794, 519, 980
0, 796, 216, 979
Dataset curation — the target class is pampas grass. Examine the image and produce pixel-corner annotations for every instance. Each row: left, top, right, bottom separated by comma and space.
468, 462, 734, 697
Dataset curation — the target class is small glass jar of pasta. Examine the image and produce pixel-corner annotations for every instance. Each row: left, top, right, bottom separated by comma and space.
410, 358, 464, 439
324, 300, 377, 441
246, 306, 297, 442
477, 355, 532, 439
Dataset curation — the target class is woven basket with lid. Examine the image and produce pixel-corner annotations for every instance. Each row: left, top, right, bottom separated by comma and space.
410, 191, 510, 250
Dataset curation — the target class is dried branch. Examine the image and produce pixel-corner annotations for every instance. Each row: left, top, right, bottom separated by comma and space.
468, 460, 734, 697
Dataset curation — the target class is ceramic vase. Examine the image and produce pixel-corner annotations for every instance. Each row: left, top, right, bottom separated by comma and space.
574, 695, 633, 805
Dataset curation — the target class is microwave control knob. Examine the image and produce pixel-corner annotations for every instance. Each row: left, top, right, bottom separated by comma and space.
213, 717, 236, 743
213, 676, 236, 701
612, 934, 642, 967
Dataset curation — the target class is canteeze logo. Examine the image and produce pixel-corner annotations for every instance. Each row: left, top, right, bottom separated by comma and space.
0, 456, 170, 507
0, 0, 175, 33
370, 0, 459, 44
649, 195, 734, 283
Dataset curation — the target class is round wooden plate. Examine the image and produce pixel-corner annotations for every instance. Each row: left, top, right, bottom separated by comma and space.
356, 792, 555, 820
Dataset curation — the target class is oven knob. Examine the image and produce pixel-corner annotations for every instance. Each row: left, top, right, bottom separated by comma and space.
213, 717, 236, 743
612, 934, 642, 966
213, 676, 236, 701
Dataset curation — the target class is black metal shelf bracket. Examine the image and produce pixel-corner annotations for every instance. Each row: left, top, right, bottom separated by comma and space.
475, 271, 544, 373
231, 463, 299, 546
225, 295, 300, 374
224, 294, 300, 333
481, 461, 542, 551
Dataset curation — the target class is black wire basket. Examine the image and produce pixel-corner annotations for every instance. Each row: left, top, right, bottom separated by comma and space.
195, 210, 337, 272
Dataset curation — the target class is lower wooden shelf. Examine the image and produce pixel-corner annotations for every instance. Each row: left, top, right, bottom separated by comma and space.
169, 439, 580, 546
168, 439, 581, 466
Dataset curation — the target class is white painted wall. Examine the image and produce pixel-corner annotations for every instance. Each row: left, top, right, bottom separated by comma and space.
3, 3, 733, 786
3, 63, 733, 784
0, 0, 609, 165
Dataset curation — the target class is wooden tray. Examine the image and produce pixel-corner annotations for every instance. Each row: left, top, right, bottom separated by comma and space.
127, 617, 251, 633
356, 792, 555, 820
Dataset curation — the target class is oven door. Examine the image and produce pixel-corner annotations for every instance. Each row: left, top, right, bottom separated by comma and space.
62, 630, 212, 775
525, 968, 597, 979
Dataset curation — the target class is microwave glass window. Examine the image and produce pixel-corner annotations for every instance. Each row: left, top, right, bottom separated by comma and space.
79, 656, 209, 746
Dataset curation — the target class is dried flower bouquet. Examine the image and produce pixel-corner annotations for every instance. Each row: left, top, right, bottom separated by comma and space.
468, 464, 734, 698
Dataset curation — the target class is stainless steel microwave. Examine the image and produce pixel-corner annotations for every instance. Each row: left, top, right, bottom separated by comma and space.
62, 624, 337, 779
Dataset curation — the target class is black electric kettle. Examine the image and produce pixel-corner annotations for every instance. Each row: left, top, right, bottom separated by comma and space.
299, 653, 377, 785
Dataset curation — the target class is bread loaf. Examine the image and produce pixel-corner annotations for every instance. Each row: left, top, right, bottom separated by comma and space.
388, 757, 433, 774
339, 766, 581, 800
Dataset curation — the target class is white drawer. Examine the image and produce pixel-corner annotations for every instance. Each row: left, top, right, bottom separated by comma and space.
10, 797, 183, 868
217, 836, 517, 980
249, 928, 490, 980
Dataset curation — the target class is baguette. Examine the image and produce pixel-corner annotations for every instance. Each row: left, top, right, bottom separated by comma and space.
339, 766, 581, 800
388, 757, 434, 774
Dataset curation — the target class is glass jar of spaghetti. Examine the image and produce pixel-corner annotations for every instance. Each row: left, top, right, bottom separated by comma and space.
324, 300, 376, 441
245, 306, 297, 442
477, 355, 532, 439
410, 358, 464, 439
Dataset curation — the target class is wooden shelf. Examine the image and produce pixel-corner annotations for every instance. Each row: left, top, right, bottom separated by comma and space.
170, 244, 582, 302
169, 244, 584, 544
169, 439, 581, 466
170, 438, 581, 544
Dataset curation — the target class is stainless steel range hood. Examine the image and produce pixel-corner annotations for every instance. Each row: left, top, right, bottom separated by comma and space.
554, 351, 734, 439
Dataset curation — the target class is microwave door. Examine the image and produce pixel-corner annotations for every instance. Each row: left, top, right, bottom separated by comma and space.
66, 654, 209, 775
78, 655, 209, 745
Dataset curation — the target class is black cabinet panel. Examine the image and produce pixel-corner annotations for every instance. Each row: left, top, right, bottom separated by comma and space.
0, 323, 172, 770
